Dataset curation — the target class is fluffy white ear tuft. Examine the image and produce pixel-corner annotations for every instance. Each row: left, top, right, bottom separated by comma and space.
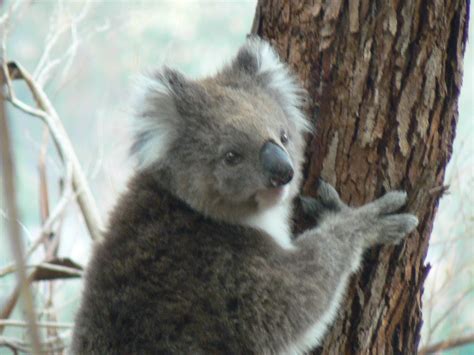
243, 38, 283, 74
241, 37, 312, 133
130, 73, 179, 170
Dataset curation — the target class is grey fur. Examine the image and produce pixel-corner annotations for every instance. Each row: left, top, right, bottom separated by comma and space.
71, 38, 418, 354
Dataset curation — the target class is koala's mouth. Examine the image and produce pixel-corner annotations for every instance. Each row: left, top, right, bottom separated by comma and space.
255, 185, 289, 208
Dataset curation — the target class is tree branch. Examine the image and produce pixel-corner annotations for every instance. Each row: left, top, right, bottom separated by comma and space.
429, 286, 474, 337
0, 161, 74, 276
0, 320, 73, 329
0, 261, 83, 279
419, 333, 474, 354
0, 69, 41, 353
0, 332, 70, 353
4, 61, 104, 241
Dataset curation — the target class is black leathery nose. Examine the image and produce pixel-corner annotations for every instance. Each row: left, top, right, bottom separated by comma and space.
260, 141, 294, 187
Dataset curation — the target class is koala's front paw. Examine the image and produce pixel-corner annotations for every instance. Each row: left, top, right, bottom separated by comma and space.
300, 180, 347, 220
377, 213, 419, 244
359, 191, 418, 246
316, 179, 347, 212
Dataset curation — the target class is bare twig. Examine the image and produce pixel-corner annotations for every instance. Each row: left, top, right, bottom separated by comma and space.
0, 69, 41, 353
2, 0, 104, 242
428, 286, 474, 337
0, 169, 74, 278
419, 333, 474, 354
0, 336, 29, 353
4, 61, 104, 241
27, 161, 74, 258
40, 295, 82, 315
1, 324, 70, 353
37, 127, 61, 341
428, 184, 450, 197
39, 127, 51, 224
33, 0, 69, 81
0, 285, 22, 328
0, 262, 83, 278
35, 262, 84, 277
0, 248, 81, 322
0, 320, 73, 329
0, 160, 75, 276
0, 1, 20, 26
34, 0, 92, 87
0, 332, 70, 353
0, 0, 27, 29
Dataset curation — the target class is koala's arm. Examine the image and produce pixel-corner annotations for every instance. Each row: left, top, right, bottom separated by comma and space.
269, 182, 418, 352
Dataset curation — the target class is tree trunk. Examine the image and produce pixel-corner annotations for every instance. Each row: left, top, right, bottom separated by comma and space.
251, 0, 469, 354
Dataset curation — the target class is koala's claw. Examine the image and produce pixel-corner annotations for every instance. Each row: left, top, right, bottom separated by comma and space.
300, 180, 346, 219
316, 180, 346, 211
378, 213, 419, 244
351, 190, 418, 247
361, 191, 408, 216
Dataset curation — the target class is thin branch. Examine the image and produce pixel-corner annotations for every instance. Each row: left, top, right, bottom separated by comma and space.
0, 226, 78, 321
0, 285, 21, 328
4, 92, 48, 119
40, 294, 81, 315
0, 262, 83, 278
429, 286, 474, 336
0, 320, 73, 329
27, 161, 74, 259
35, 261, 84, 277
37, 128, 61, 342
0, 164, 74, 279
39, 127, 50, 225
5, 61, 104, 241
419, 333, 474, 354
0, 336, 30, 353
0, 0, 29, 31
0, 332, 70, 353
0, 161, 74, 275
0, 71, 42, 353
33, 0, 70, 81
0, 1, 21, 26
34, 0, 93, 88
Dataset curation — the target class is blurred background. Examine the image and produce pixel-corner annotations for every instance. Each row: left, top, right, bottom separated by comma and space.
0, 1, 472, 354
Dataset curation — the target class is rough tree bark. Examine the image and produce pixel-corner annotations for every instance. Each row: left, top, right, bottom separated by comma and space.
252, 1, 469, 354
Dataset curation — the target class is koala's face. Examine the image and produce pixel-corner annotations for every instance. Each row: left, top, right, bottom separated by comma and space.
131, 38, 310, 221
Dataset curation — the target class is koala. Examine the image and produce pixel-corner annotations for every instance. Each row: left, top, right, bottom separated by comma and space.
71, 37, 418, 354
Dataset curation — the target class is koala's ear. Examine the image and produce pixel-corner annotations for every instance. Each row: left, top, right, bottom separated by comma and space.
229, 37, 312, 133
130, 68, 206, 169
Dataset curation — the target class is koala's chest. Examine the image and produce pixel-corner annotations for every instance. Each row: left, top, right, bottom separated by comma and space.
240, 203, 294, 250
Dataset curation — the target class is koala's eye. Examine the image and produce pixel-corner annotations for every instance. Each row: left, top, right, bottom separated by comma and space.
224, 151, 242, 166
280, 131, 289, 145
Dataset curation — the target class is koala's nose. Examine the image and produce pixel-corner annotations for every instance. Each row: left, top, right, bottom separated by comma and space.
260, 141, 294, 187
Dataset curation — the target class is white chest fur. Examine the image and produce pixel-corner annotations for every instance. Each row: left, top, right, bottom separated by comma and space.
241, 203, 295, 250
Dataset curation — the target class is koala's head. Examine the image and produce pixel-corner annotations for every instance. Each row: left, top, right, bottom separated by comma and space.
131, 37, 311, 222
